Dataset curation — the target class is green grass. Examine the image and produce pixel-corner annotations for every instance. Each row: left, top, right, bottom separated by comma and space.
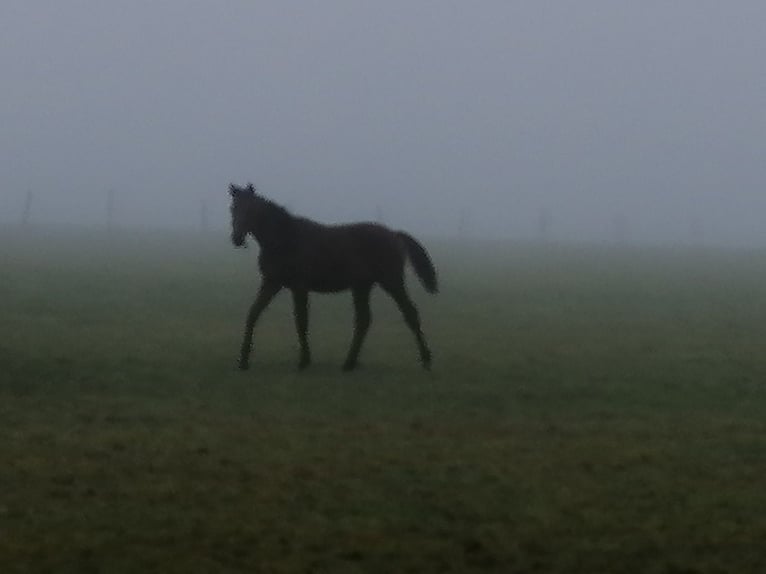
2, 227, 766, 573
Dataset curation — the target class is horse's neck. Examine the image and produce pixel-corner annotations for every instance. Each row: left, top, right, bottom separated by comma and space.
251, 230, 281, 251
251, 213, 297, 252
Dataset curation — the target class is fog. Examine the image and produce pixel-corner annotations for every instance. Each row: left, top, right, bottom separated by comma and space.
1, 1, 765, 246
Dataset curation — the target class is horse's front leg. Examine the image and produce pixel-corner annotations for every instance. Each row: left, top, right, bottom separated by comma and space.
239, 281, 281, 370
291, 288, 311, 370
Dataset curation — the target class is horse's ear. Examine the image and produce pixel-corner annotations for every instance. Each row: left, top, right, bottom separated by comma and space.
229, 183, 238, 197
246, 183, 256, 195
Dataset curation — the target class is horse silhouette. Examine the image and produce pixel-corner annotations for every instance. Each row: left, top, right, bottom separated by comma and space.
229, 183, 437, 371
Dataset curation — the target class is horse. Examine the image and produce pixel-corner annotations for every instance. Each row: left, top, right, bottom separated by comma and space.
228, 183, 438, 371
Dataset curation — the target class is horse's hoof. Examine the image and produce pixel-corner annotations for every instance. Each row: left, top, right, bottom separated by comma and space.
342, 361, 357, 372
421, 351, 432, 370
238, 360, 250, 371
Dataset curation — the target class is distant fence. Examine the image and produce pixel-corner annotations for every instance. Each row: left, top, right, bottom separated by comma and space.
4, 187, 761, 247
0, 188, 230, 233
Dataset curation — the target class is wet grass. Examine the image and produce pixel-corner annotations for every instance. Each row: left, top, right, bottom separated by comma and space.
2, 227, 766, 573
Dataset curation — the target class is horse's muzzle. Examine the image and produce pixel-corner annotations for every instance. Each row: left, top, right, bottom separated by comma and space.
231, 234, 247, 248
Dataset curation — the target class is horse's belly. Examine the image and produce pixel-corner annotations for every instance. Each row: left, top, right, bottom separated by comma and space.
305, 273, 351, 293
304, 261, 365, 293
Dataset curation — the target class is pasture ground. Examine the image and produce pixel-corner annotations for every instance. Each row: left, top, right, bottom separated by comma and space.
1, 227, 766, 573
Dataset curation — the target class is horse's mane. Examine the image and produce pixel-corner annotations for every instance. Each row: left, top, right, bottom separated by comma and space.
255, 194, 293, 226
247, 193, 297, 250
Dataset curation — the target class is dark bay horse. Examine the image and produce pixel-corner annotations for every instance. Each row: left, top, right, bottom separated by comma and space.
229, 183, 438, 371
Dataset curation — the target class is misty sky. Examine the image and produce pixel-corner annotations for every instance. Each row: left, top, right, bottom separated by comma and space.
1, 1, 765, 245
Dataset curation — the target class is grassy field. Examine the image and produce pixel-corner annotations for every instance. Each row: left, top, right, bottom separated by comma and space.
1, 227, 766, 573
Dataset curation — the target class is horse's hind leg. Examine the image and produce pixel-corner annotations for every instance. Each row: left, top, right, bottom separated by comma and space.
239, 281, 281, 370
343, 284, 372, 371
381, 280, 432, 370
291, 289, 311, 370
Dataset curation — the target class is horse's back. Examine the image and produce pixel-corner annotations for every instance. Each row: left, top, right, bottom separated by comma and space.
290, 221, 403, 292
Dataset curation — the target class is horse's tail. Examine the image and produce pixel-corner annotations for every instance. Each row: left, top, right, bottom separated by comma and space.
397, 232, 438, 294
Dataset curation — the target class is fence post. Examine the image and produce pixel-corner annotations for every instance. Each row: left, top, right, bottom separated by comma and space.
538, 208, 552, 242
106, 189, 115, 231
200, 200, 209, 233
613, 213, 629, 244
458, 208, 469, 238
689, 217, 704, 245
22, 190, 33, 225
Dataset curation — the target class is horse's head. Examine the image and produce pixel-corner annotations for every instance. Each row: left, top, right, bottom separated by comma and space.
228, 182, 257, 247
